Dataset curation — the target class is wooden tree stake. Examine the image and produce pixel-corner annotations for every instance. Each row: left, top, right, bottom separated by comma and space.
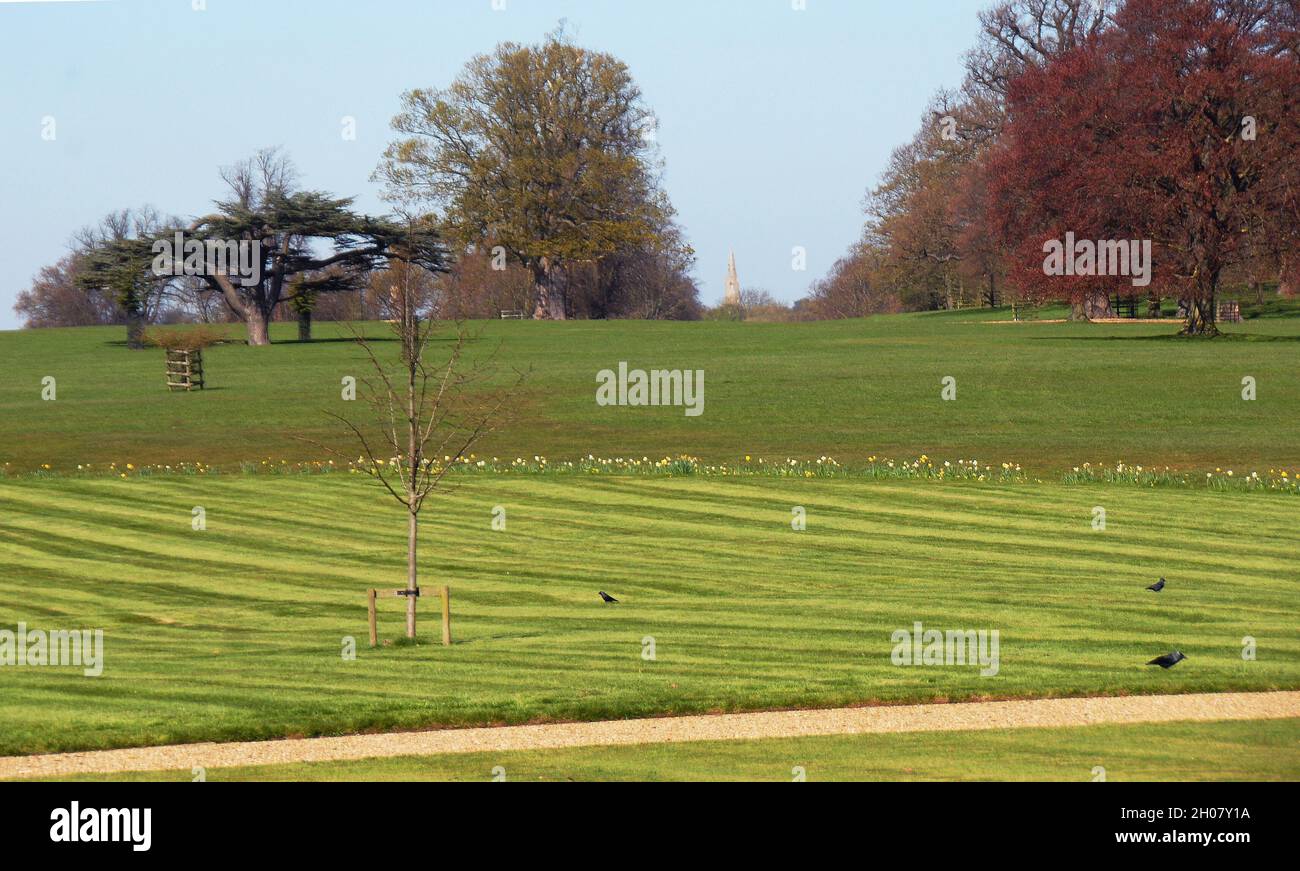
367, 589, 378, 648
367, 585, 451, 646
441, 585, 452, 646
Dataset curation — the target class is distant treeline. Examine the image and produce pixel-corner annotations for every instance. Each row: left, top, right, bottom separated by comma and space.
16, 3, 1298, 337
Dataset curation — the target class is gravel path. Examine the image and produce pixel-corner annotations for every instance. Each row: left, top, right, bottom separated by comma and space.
4, 691, 1297, 779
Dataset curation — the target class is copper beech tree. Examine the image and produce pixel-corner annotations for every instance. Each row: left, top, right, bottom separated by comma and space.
986, 0, 1300, 335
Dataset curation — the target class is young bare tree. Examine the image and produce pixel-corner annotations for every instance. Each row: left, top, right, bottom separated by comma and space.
327, 217, 522, 640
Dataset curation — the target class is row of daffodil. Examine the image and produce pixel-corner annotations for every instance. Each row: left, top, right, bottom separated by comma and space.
1062, 461, 1299, 492
4, 456, 1295, 491
340, 454, 1025, 481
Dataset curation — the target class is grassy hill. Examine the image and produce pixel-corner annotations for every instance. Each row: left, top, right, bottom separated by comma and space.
3, 306, 1298, 474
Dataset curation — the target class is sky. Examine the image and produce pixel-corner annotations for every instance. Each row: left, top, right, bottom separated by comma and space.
0, 0, 985, 329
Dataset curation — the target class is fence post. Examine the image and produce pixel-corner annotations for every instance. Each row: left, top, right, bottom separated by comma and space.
368, 589, 378, 647
440, 585, 452, 646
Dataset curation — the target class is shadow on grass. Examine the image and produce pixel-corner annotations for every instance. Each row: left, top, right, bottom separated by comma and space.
101, 339, 244, 349
287, 328, 481, 346
284, 336, 398, 344
453, 632, 546, 646
1030, 331, 1300, 342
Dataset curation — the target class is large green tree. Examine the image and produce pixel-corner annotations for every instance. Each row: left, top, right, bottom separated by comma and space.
377, 29, 667, 320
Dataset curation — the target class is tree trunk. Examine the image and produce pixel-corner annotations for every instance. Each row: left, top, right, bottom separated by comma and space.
406, 507, 417, 639
1279, 265, 1295, 298
1081, 290, 1116, 320
1182, 265, 1221, 336
1181, 296, 1220, 337
405, 293, 418, 639
245, 309, 271, 346
1146, 288, 1161, 318
126, 310, 146, 350
531, 259, 567, 320
297, 306, 312, 342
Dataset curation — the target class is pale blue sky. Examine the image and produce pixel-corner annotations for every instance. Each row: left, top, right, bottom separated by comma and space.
0, 0, 983, 329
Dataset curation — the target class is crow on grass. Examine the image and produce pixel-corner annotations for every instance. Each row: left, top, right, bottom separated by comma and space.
1147, 577, 1167, 592
1147, 650, 1186, 669
598, 591, 619, 604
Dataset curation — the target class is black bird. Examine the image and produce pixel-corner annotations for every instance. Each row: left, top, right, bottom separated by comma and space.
598, 591, 619, 604
1147, 650, 1186, 669
1147, 577, 1166, 592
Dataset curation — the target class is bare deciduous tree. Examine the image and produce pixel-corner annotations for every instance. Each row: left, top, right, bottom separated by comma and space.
323, 221, 524, 639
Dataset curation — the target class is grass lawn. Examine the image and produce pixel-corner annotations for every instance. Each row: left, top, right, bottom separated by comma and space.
25, 718, 1300, 782
3, 308, 1299, 474
1, 474, 1295, 756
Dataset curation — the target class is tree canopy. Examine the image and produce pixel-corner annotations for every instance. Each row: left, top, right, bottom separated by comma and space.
73, 149, 447, 346
377, 29, 672, 319
986, 0, 1300, 333
816, 0, 1297, 333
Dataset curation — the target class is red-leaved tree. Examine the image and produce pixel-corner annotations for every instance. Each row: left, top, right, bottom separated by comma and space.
987, 0, 1300, 334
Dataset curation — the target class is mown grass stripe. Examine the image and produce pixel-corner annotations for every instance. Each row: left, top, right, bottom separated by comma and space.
0, 475, 1295, 755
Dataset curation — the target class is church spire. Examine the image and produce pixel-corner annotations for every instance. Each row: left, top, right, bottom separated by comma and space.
724, 250, 741, 305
